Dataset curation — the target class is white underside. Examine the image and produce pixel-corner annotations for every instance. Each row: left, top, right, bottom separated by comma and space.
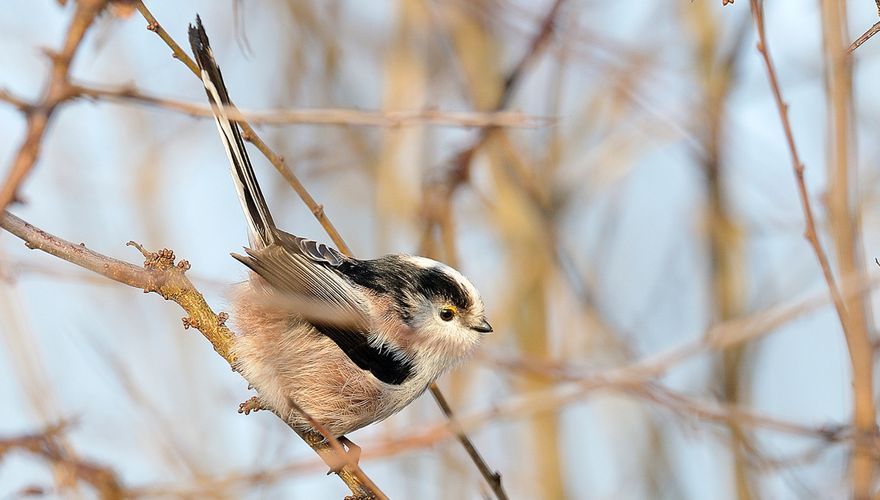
230, 282, 438, 437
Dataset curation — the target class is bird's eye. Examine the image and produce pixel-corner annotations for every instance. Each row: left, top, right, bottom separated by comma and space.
439, 307, 456, 321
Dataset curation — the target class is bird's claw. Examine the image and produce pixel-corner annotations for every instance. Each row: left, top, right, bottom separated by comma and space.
238, 396, 265, 415
323, 436, 362, 475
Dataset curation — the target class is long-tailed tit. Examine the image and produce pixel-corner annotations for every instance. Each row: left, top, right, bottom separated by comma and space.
187, 18, 491, 440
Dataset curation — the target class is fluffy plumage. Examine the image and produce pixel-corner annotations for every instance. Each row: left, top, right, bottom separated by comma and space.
188, 17, 491, 437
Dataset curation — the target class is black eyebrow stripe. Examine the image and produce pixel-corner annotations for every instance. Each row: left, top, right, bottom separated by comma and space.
413, 267, 472, 310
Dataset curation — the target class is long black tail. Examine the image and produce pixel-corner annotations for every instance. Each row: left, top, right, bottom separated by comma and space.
188, 16, 276, 248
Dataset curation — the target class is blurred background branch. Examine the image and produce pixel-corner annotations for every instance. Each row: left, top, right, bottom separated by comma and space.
71, 81, 547, 128
0, 0, 108, 212
2, 0, 880, 498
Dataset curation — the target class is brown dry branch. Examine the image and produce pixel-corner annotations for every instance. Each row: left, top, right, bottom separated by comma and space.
0, 0, 109, 212
285, 399, 388, 500
682, 4, 753, 496
820, 0, 877, 496
428, 384, 507, 500
0, 88, 33, 114
134, 1, 350, 256
71, 82, 548, 128
638, 384, 848, 443
415, 2, 566, 495
750, 2, 877, 498
444, 267, 880, 442
0, 211, 381, 500
131, 2, 503, 497
133, 379, 856, 498
849, 21, 880, 53
0, 421, 124, 500
420, 0, 563, 247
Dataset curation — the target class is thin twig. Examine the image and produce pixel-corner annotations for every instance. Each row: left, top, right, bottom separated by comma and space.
0, 0, 108, 212
416, 2, 565, 495
134, 1, 351, 255
750, 1, 875, 497
1, 211, 234, 361
429, 384, 507, 500
443, 269, 880, 441
0, 421, 124, 500
639, 384, 847, 442
749, 1, 851, 373
0, 88, 33, 113
0, 211, 382, 499
286, 399, 388, 500
70, 82, 548, 128
848, 21, 880, 53
418, 0, 562, 241
132, 377, 860, 497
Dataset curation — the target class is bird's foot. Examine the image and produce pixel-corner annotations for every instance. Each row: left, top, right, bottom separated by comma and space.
238, 396, 265, 415
322, 435, 362, 475
339, 436, 362, 465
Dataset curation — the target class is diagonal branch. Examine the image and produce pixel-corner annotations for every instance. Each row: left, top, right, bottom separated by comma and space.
0, 211, 383, 499
133, 1, 351, 255
848, 21, 880, 53
749, 1, 876, 497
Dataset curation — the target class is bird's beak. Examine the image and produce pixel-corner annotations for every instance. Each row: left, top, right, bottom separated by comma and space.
472, 318, 493, 334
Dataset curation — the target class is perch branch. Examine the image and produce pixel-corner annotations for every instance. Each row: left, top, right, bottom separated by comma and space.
0, 211, 382, 499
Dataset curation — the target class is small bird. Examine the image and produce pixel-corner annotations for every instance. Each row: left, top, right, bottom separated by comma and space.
187, 18, 491, 442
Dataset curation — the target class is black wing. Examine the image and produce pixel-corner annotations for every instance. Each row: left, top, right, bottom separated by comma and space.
310, 321, 413, 385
